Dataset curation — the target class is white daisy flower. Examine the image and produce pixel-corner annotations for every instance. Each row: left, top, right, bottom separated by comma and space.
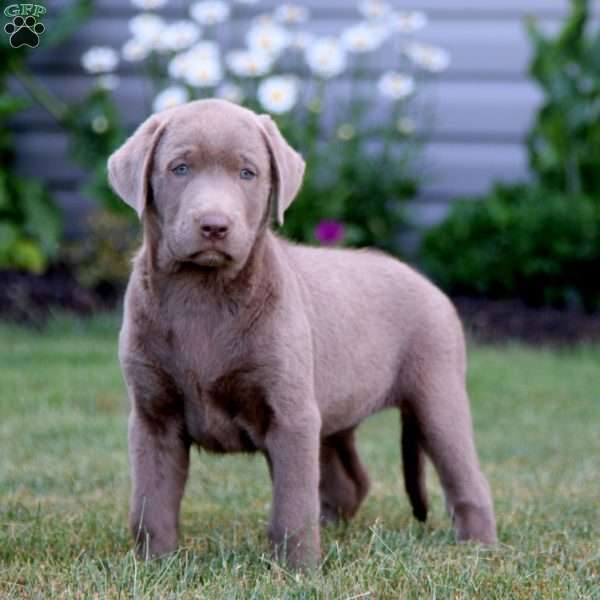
226, 49, 272, 77
357, 0, 392, 21
274, 4, 309, 25
257, 76, 298, 114
131, 0, 167, 9
305, 37, 347, 79
81, 47, 119, 74
389, 11, 428, 34
377, 71, 415, 99
168, 52, 193, 78
168, 42, 220, 79
405, 43, 450, 72
216, 82, 245, 104
340, 22, 387, 53
246, 23, 290, 58
162, 21, 201, 52
153, 86, 190, 112
190, 1, 230, 26
129, 13, 165, 49
184, 57, 223, 87
122, 38, 150, 62
188, 41, 220, 59
289, 31, 315, 52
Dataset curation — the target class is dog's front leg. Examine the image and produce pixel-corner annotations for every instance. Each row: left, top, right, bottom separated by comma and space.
128, 408, 190, 558
123, 364, 190, 559
266, 409, 321, 570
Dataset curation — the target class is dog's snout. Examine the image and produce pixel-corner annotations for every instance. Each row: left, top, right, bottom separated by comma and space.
199, 214, 231, 240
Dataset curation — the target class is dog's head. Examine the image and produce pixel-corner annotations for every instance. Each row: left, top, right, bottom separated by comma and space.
107, 99, 305, 272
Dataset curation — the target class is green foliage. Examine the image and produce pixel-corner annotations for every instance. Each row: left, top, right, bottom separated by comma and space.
0, 47, 61, 272
421, 184, 600, 310
63, 210, 139, 290
0, 0, 94, 273
65, 87, 128, 216
280, 104, 418, 250
526, 0, 600, 196
0, 174, 61, 273
422, 0, 600, 309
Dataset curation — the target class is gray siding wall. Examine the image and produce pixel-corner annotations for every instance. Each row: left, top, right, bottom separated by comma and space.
9, 0, 576, 230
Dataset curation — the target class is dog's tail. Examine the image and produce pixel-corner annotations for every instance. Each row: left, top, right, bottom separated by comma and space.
401, 409, 428, 522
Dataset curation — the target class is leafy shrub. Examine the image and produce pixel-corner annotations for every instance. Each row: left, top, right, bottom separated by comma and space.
422, 0, 600, 311
0, 47, 61, 273
0, 0, 93, 273
0, 172, 61, 273
526, 0, 600, 197
65, 87, 127, 215
63, 210, 140, 294
280, 102, 419, 250
420, 184, 600, 310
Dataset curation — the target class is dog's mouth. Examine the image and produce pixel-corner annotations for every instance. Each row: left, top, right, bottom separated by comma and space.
185, 249, 232, 269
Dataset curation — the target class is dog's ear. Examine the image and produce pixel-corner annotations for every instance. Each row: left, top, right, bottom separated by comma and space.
107, 114, 167, 218
257, 114, 305, 226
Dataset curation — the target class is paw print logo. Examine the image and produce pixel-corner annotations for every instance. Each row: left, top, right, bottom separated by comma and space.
4, 15, 45, 48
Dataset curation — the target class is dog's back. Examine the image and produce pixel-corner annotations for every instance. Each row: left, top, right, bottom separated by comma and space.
279, 238, 465, 431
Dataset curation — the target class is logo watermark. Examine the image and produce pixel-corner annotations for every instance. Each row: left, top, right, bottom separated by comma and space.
4, 4, 46, 48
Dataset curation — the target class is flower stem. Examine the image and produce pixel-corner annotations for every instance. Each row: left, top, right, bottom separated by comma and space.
10, 65, 69, 125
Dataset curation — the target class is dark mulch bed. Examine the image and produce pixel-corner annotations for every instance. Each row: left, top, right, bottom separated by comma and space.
1, 269, 600, 345
0, 266, 120, 326
454, 297, 600, 346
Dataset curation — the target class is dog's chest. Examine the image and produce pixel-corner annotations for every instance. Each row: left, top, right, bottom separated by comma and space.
185, 367, 272, 453
166, 322, 272, 453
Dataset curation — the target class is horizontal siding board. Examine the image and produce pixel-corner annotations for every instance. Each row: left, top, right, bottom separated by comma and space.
420, 142, 528, 198
12, 130, 528, 199
46, 0, 593, 19
54, 190, 97, 235
10, 77, 541, 142
406, 200, 454, 229
30, 16, 564, 78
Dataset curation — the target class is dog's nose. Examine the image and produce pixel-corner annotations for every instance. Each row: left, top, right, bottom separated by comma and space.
199, 214, 231, 240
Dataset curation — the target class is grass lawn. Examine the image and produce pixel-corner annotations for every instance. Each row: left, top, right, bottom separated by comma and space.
1, 314, 599, 599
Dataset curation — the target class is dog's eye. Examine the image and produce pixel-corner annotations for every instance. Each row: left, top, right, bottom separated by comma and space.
240, 168, 256, 181
172, 164, 189, 176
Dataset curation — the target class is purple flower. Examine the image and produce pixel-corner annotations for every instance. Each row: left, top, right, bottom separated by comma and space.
314, 219, 345, 245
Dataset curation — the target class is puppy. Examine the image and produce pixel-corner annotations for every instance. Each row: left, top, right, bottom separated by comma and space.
108, 99, 496, 569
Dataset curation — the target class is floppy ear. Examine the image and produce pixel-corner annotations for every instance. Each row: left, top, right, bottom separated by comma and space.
107, 114, 167, 218
257, 114, 305, 226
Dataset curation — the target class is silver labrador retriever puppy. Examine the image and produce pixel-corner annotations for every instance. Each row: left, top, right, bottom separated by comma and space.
108, 99, 496, 569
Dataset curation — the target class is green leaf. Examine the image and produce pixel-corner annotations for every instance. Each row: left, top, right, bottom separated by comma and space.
20, 183, 62, 256
0, 222, 18, 251
9, 238, 46, 273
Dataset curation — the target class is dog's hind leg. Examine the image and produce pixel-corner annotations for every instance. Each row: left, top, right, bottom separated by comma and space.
409, 371, 497, 544
319, 428, 370, 524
